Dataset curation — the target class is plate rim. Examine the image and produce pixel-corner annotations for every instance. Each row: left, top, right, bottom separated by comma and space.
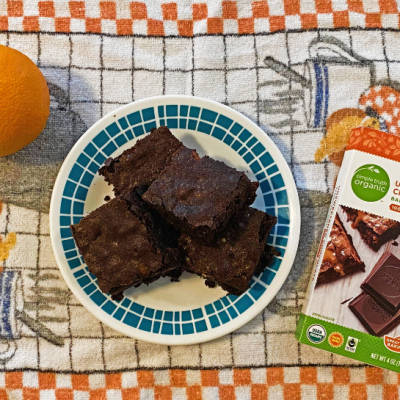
50, 95, 301, 346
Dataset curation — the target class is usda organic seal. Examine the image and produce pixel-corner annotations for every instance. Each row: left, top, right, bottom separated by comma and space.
307, 324, 326, 344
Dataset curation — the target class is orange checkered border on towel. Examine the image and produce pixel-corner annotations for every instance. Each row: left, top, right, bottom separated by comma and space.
0, 367, 399, 400
2, 0, 400, 36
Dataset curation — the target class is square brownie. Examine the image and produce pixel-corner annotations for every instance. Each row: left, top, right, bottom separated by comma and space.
98, 126, 183, 195
341, 206, 400, 252
179, 207, 277, 296
317, 213, 365, 285
70, 190, 181, 300
143, 146, 259, 243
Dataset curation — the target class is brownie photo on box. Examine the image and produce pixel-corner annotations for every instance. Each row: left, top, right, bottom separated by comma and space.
341, 206, 400, 252
70, 191, 181, 300
179, 207, 277, 296
317, 213, 365, 285
98, 126, 183, 195
143, 146, 259, 243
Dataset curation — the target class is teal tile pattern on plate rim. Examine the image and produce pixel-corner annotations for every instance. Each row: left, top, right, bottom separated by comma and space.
59, 104, 289, 335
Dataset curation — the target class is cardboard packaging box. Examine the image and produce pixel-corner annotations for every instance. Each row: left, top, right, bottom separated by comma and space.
296, 127, 400, 371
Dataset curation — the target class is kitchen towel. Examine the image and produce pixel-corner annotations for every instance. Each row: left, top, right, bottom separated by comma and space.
1, 1, 400, 399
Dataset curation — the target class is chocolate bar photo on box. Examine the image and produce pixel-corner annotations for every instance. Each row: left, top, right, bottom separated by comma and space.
317, 213, 365, 285
349, 292, 400, 337
361, 252, 400, 314
348, 252, 400, 336
341, 206, 400, 252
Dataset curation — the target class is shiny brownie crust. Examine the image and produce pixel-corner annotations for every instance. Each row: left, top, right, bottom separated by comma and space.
143, 146, 259, 243
179, 207, 277, 296
98, 126, 182, 195
70, 191, 181, 300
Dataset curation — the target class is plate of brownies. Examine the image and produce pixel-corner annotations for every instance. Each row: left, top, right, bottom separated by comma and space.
50, 95, 300, 345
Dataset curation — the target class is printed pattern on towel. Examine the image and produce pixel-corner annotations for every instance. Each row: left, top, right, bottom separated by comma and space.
2, 27, 400, 371
0, 199, 302, 371
0, 28, 396, 197
2, 0, 400, 36
0, 367, 399, 400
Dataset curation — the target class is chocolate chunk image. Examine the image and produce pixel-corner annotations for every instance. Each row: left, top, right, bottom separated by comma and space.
349, 292, 400, 337
361, 252, 400, 314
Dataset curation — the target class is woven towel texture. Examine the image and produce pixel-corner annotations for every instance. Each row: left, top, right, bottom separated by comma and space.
2, 1, 400, 399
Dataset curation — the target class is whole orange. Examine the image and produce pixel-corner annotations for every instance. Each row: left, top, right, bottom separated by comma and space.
0, 45, 50, 157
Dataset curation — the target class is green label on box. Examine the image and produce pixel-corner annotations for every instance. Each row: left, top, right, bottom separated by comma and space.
351, 164, 390, 202
296, 313, 400, 372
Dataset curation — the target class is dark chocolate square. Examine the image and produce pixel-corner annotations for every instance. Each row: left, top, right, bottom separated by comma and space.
349, 292, 400, 337
361, 252, 400, 314
179, 206, 277, 296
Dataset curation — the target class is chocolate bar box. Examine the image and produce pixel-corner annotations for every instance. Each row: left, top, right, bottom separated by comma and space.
296, 128, 400, 372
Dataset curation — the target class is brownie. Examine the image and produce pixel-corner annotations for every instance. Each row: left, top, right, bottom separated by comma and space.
341, 206, 400, 252
143, 146, 259, 243
179, 207, 277, 296
98, 126, 183, 195
70, 191, 181, 300
317, 213, 365, 285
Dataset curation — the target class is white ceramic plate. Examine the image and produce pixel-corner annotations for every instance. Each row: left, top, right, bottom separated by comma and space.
50, 95, 300, 345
